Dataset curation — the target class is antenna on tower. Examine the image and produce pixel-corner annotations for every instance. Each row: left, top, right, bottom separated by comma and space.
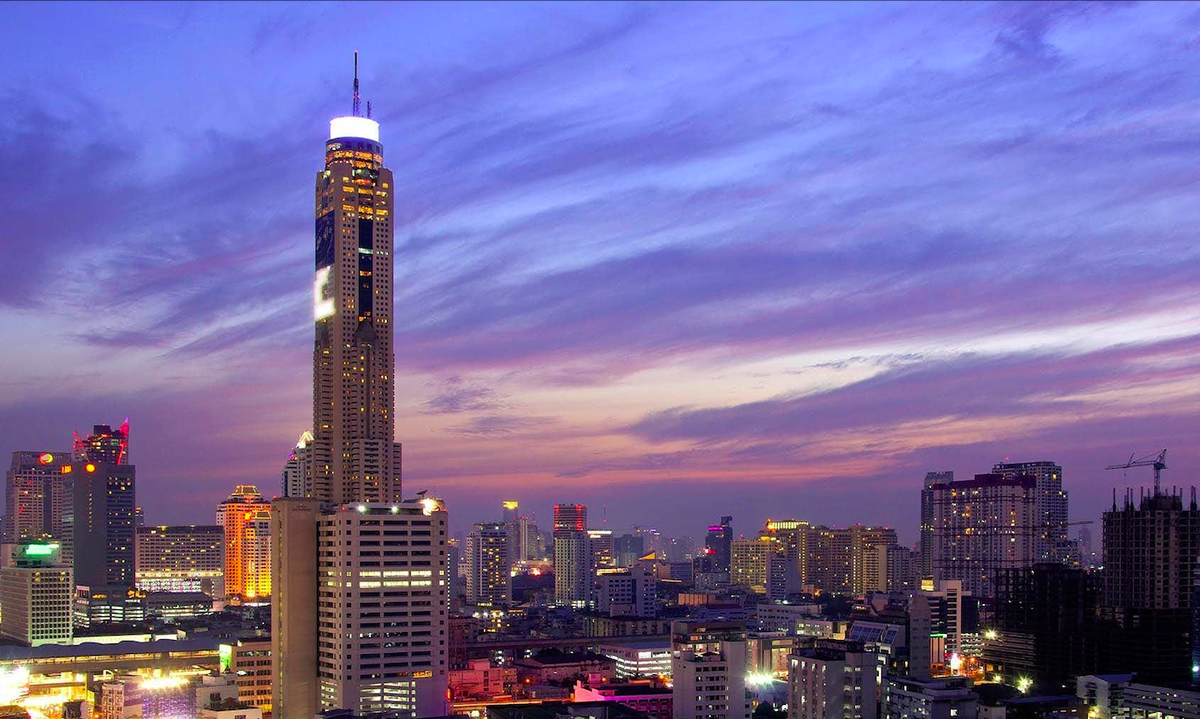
352, 50, 361, 117
366, 100, 372, 119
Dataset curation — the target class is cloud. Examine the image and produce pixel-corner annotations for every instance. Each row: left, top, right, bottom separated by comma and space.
423, 377, 505, 414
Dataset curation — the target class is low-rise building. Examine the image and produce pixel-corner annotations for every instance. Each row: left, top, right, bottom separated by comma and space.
575, 680, 673, 719
513, 651, 616, 685
882, 676, 977, 719
1075, 674, 1133, 719
1123, 682, 1200, 719
599, 639, 672, 680
219, 637, 272, 713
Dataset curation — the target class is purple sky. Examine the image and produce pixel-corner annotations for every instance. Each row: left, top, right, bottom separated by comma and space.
3, 1, 1200, 544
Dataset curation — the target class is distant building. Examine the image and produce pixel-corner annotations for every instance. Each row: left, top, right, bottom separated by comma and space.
135, 525, 224, 596
930, 473, 1037, 598
0, 539, 72, 646
919, 473, 953, 583
553, 504, 589, 607
218, 486, 271, 601
671, 621, 749, 719
65, 455, 136, 590
788, 639, 879, 719
867, 544, 916, 593
766, 553, 800, 601
4, 450, 71, 542
466, 522, 511, 607
705, 517, 733, 574
597, 564, 657, 617
1075, 674, 1133, 719
281, 431, 314, 498
731, 536, 775, 592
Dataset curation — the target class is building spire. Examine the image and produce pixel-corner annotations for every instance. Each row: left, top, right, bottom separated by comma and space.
352, 50, 361, 117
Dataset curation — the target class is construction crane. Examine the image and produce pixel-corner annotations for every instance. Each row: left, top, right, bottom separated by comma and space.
1106, 448, 1168, 496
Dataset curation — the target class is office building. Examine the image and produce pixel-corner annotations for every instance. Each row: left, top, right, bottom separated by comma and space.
1101, 487, 1200, 684
220, 637, 273, 713
65, 455, 136, 589
919, 472, 953, 581
72, 421, 130, 464
501, 501, 522, 565
282, 430, 314, 498
788, 639, 879, 719
272, 57, 450, 719
922, 579, 971, 659
930, 473, 1037, 598
589, 528, 615, 572
1, 540, 73, 646
554, 503, 589, 606
135, 525, 224, 595
219, 486, 271, 601
4, 450, 70, 542
466, 521, 511, 607
706, 517, 733, 574
883, 676, 977, 719
671, 621, 750, 719
597, 564, 657, 617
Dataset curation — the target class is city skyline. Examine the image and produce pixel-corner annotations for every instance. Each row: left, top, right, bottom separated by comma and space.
5, 3, 1200, 539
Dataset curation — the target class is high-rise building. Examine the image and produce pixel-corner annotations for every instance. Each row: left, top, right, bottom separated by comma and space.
992, 460, 1067, 563
731, 536, 776, 592
1100, 488, 1200, 684
274, 59, 449, 719
309, 62, 401, 506
671, 621, 749, 719
4, 450, 70, 542
218, 485, 271, 601
867, 544, 917, 593
501, 500, 521, 566
1, 539, 73, 646
706, 517, 733, 574
919, 471, 953, 581
554, 503, 589, 606
64, 455, 136, 589
930, 473, 1037, 598
135, 525, 224, 595
788, 639, 879, 719
466, 522, 511, 607
282, 430, 314, 498
767, 553, 800, 601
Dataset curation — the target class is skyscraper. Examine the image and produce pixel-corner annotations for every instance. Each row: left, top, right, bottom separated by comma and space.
920, 471, 953, 580
4, 450, 70, 542
310, 58, 401, 505
273, 57, 449, 719
931, 473, 1037, 598
992, 460, 1067, 563
218, 485, 271, 601
0, 540, 73, 647
64, 452, 135, 590
466, 521, 511, 607
1101, 488, 1200, 684
553, 503, 589, 606
705, 516, 733, 574
134, 525, 224, 596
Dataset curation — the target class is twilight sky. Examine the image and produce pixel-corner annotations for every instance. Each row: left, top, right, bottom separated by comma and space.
3, 1, 1200, 544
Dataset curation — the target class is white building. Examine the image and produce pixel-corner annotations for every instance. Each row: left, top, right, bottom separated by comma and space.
0, 540, 72, 646
788, 640, 879, 719
882, 676, 977, 719
671, 621, 750, 719
599, 638, 672, 679
755, 603, 821, 633
1076, 674, 1133, 719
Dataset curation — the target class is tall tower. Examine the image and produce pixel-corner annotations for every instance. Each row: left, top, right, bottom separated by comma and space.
311, 51, 400, 505
275, 56, 449, 719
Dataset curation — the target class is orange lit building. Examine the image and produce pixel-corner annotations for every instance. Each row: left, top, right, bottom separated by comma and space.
217, 486, 271, 601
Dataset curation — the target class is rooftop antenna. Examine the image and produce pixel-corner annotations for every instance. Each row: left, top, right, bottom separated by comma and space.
366, 100, 373, 119
352, 50, 361, 117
